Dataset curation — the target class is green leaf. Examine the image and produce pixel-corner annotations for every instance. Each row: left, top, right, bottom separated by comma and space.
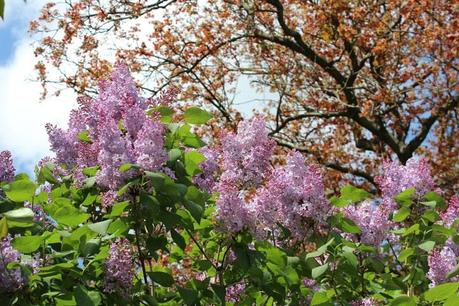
78, 130, 92, 143
171, 229, 186, 250
306, 238, 335, 259
0, 218, 7, 238
183, 200, 204, 223
88, 220, 112, 235
424, 282, 459, 302
398, 248, 414, 262
144, 171, 166, 190
13, 235, 43, 253
47, 201, 90, 227
330, 185, 370, 208
310, 291, 330, 305
184, 151, 206, 176
148, 271, 175, 287
393, 207, 411, 222
389, 295, 416, 306
444, 294, 459, 306
402, 224, 420, 237
424, 191, 445, 209
154, 105, 174, 123
4, 207, 34, 223
394, 188, 415, 207
74, 285, 101, 306
418, 241, 435, 252
4, 179, 37, 202
108, 201, 130, 217
184, 107, 212, 124
312, 263, 329, 279
119, 163, 136, 172
177, 124, 206, 148
177, 286, 198, 305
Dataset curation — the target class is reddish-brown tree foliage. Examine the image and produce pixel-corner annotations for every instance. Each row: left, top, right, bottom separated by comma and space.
31, 0, 458, 192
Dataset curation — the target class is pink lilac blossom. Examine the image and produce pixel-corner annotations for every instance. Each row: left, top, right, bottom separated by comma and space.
251, 152, 331, 239
0, 235, 25, 292
427, 245, 458, 287
375, 158, 435, 212
343, 200, 394, 247
0, 150, 15, 183
103, 238, 134, 298
133, 119, 167, 171
101, 191, 118, 209
441, 195, 459, 228
46, 63, 168, 191
225, 282, 245, 303
220, 117, 275, 188
349, 298, 380, 306
216, 185, 254, 233
193, 146, 220, 193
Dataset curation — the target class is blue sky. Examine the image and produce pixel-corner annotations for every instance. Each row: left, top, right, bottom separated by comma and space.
0, 1, 272, 176
0, 0, 75, 175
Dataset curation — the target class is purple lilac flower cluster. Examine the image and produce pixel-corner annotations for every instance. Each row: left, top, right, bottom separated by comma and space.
0, 150, 15, 183
343, 200, 393, 247
427, 245, 458, 287
441, 195, 459, 228
225, 281, 245, 303
46, 63, 167, 191
375, 158, 435, 212
192, 146, 220, 193
220, 117, 275, 187
252, 152, 331, 239
103, 238, 134, 298
0, 235, 25, 292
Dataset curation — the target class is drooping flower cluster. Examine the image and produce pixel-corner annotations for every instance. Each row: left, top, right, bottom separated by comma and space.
375, 158, 435, 212
441, 195, 459, 228
215, 117, 275, 232
46, 63, 168, 190
427, 245, 458, 287
0, 235, 25, 292
0, 150, 15, 183
103, 238, 134, 298
225, 282, 246, 303
252, 152, 331, 239
343, 200, 394, 247
193, 146, 220, 193
220, 117, 275, 187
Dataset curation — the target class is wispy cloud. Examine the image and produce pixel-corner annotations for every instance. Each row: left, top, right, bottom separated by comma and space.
0, 1, 76, 175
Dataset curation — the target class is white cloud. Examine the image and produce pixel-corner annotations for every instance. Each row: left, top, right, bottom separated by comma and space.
0, 1, 76, 174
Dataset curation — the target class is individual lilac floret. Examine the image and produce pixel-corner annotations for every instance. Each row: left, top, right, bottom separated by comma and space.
0, 150, 15, 183
220, 117, 275, 188
225, 282, 245, 303
251, 152, 330, 239
427, 245, 458, 287
0, 235, 25, 292
342, 200, 393, 247
350, 298, 380, 306
441, 195, 459, 228
216, 185, 253, 233
103, 238, 134, 298
193, 146, 220, 193
375, 158, 435, 212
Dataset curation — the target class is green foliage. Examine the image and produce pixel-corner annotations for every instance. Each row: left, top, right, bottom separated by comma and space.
0, 112, 457, 306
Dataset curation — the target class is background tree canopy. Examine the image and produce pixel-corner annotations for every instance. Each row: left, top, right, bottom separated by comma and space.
31, 0, 458, 193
